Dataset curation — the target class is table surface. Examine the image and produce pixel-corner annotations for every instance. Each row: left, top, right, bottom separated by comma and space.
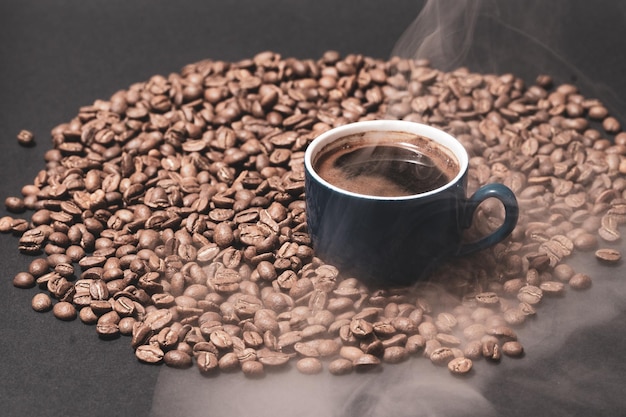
1, 1, 625, 416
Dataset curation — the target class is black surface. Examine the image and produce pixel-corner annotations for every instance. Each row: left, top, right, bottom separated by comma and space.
1, 1, 625, 417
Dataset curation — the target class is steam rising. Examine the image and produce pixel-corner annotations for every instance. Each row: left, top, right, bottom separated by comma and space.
393, 0, 626, 114
392, 0, 482, 71
148, 1, 626, 416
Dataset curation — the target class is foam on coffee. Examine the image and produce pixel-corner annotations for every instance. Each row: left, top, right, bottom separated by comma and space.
313, 131, 460, 197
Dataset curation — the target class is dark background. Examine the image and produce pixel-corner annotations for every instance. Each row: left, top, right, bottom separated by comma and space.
1, 1, 625, 416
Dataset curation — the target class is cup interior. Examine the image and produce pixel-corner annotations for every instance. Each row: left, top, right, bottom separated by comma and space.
304, 120, 469, 200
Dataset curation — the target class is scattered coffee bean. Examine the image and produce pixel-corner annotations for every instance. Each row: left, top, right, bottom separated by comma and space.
328, 358, 354, 375
5, 196, 26, 213
163, 350, 193, 369
52, 301, 77, 321
383, 346, 409, 364
569, 273, 593, 290
79, 307, 98, 324
517, 285, 543, 305
502, 341, 524, 357
296, 357, 323, 374
447, 357, 473, 375
4, 51, 623, 380
136, 345, 164, 364
241, 360, 265, 378
595, 248, 621, 264
13, 271, 36, 288
430, 347, 455, 366
31, 293, 52, 312
17, 129, 35, 146
539, 281, 566, 297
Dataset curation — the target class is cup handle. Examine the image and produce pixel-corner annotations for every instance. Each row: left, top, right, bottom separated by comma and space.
456, 183, 519, 257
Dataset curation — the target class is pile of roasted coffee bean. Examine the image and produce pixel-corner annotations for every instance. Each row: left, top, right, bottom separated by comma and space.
4, 51, 624, 377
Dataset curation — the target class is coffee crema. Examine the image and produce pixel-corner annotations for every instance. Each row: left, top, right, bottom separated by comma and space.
313, 132, 460, 197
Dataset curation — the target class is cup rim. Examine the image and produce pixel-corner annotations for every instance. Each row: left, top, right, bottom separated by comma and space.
304, 120, 469, 201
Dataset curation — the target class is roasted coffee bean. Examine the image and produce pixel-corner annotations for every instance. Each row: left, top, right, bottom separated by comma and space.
430, 347, 455, 366
353, 354, 381, 371
296, 357, 323, 375
196, 352, 219, 374
136, 345, 164, 364
256, 348, 290, 367
475, 292, 499, 307
218, 352, 240, 372
595, 248, 621, 263
553, 264, 575, 282
539, 281, 566, 296
517, 285, 543, 305
405, 334, 426, 354
573, 233, 598, 251
53, 301, 77, 321
482, 339, 502, 361
13, 271, 36, 288
79, 306, 99, 324
569, 273, 592, 290
316, 339, 341, 357
118, 317, 136, 335
241, 360, 265, 378
502, 308, 524, 327
462, 340, 483, 360
447, 357, 473, 375
17, 129, 35, 146
164, 350, 193, 369
31, 293, 52, 312
383, 346, 409, 364
5, 196, 26, 213
502, 341, 524, 357
328, 358, 354, 375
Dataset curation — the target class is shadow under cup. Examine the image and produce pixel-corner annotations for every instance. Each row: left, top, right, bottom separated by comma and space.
304, 120, 519, 287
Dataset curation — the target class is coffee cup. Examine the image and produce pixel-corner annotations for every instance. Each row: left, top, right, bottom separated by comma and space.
304, 120, 519, 287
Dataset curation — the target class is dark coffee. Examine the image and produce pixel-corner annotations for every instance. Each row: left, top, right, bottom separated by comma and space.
313, 132, 460, 196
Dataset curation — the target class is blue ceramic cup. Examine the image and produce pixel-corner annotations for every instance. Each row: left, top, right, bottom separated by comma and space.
304, 120, 519, 287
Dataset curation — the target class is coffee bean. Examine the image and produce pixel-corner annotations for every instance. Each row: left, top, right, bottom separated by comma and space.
296, 357, 323, 374
5, 196, 26, 214
218, 352, 240, 372
31, 293, 52, 312
136, 345, 164, 364
241, 360, 265, 378
595, 248, 621, 263
447, 357, 473, 375
255, 348, 290, 367
569, 273, 593, 290
573, 233, 598, 251
353, 354, 381, 371
79, 306, 98, 324
539, 281, 566, 296
501, 341, 524, 357
196, 351, 219, 374
482, 339, 502, 361
475, 292, 499, 307
164, 350, 193, 369
53, 301, 77, 321
13, 271, 36, 288
517, 285, 543, 305
316, 339, 340, 357
17, 129, 35, 146
328, 358, 354, 375
383, 346, 409, 364
405, 334, 426, 354
430, 347, 455, 366
462, 340, 483, 360
553, 264, 575, 282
